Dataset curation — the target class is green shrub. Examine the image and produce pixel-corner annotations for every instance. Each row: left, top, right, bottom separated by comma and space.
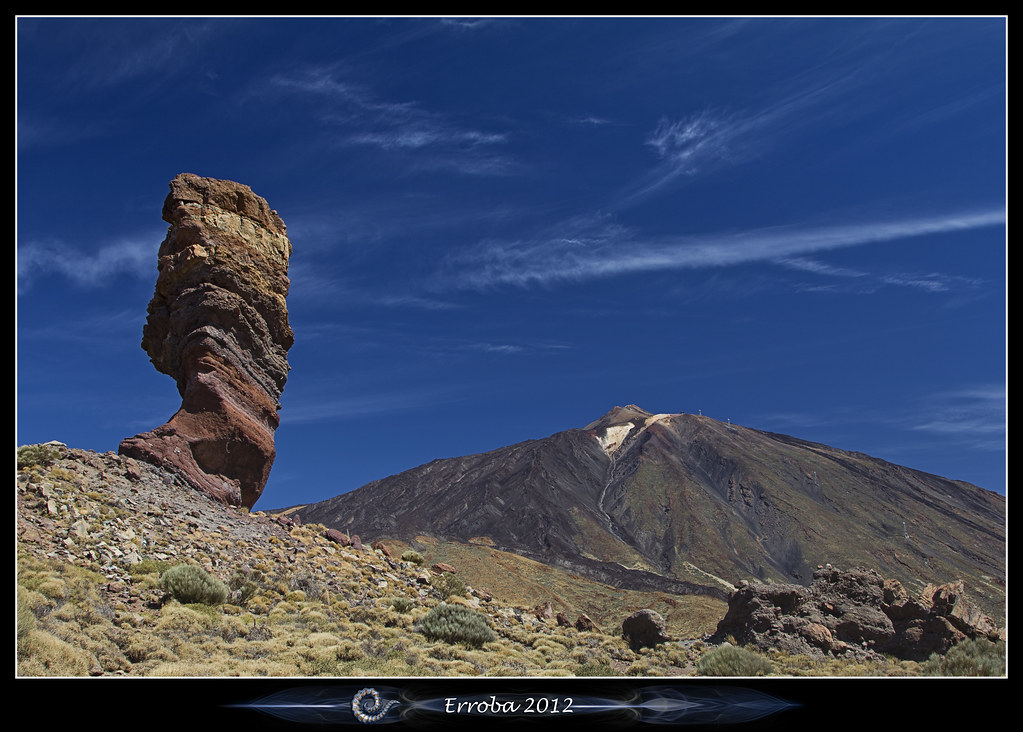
696, 644, 774, 677
419, 603, 495, 648
401, 550, 425, 565
391, 597, 415, 614
129, 558, 176, 576
18, 629, 93, 676
17, 444, 59, 469
160, 564, 229, 606
17, 589, 36, 642
228, 568, 265, 605
921, 638, 1006, 677
433, 572, 468, 599
184, 602, 223, 623
575, 661, 619, 676
289, 572, 321, 601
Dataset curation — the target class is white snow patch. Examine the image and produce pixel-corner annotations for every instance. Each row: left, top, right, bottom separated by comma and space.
596, 424, 635, 454
644, 413, 672, 428
595, 414, 673, 455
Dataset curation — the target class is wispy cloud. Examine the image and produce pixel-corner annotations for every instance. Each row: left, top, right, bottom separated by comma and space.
778, 257, 986, 295
444, 208, 1005, 290
753, 383, 1006, 481
644, 110, 738, 176
908, 385, 1006, 451
56, 20, 215, 91
878, 271, 985, 293
267, 65, 363, 100
776, 257, 867, 279
288, 261, 460, 311
347, 129, 506, 151
265, 64, 514, 176
438, 18, 507, 32
619, 72, 852, 206
468, 343, 523, 354
280, 388, 457, 425
374, 294, 461, 311
890, 86, 1004, 134
17, 236, 156, 290
569, 115, 620, 127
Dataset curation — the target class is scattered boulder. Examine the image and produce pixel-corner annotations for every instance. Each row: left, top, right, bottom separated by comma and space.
622, 609, 671, 650
371, 541, 392, 558
575, 613, 599, 632
555, 612, 572, 628
324, 528, 350, 546
473, 587, 493, 602
119, 173, 294, 509
711, 564, 1001, 661
42, 440, 69, 456
797, 622, 835, 651
533, 601, 554, 621
430, 562, 457, 575
926, 580, 997, 637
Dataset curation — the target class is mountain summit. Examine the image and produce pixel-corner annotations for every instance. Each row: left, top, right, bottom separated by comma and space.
584, 404, 657, 430
294, 407, 1005, 618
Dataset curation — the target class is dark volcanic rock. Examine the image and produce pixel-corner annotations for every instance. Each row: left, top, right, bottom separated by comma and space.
711, 565, 1002, 661
325, 529, 350, 546
119, 174, 293, 509
622, 609, 671, 650
575, 613, 599, 633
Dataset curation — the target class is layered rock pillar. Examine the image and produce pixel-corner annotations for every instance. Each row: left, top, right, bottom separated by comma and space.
119, 173, 293, 508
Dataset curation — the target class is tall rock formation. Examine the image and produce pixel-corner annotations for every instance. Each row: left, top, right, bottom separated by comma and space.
119, 173, 293, 509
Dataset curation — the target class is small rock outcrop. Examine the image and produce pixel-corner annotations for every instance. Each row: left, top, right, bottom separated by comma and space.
575, 613, 599, 632
119, 173, 293, 509
533, 601, 554, 621
622, 609, 671, 650
325, 529, 350, 546
711, 565, 1001, 661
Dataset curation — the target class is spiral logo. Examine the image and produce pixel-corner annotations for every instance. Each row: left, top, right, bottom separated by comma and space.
351, 688, 400, 724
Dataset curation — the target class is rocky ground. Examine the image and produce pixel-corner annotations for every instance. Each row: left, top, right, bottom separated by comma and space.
16, 443, 1004, 678
16, 444, 701, 677
18, 446, 295, 611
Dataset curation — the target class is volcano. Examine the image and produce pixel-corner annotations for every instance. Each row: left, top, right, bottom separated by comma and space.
293, 405, 1005, 618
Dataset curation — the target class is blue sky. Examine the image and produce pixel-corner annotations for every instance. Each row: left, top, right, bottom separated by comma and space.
16, 17, 1006, 509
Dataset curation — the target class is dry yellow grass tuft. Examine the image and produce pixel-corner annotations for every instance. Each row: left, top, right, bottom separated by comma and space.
16, 451, 993, 679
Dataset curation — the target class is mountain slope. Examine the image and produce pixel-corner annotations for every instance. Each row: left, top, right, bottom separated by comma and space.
295, 406, 1005, 620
